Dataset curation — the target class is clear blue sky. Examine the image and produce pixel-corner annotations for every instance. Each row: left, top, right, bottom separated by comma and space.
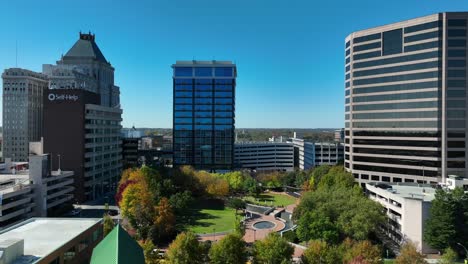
0, 0, 466, 128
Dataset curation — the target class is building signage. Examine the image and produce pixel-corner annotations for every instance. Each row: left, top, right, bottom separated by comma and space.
48, 93, 79, 102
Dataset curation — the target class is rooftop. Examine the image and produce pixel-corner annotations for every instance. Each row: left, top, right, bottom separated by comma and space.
173, 60, 235, 66
0, 218, 101, 264
62, 32, 108, 64
367, 182, 436, 202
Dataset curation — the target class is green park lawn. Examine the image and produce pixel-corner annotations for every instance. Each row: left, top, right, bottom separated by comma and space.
182, 199, 237, 234
244, 192, 297, 207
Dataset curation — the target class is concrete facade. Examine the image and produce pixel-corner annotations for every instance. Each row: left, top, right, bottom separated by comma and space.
2, 69, 48, 162
234, 142, 294, 172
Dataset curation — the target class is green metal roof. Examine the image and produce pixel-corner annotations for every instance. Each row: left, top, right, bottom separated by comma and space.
63, 33, 108, 63
91, 225, 145, 264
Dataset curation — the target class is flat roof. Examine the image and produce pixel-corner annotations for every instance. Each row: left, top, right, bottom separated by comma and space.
0, 218, 101, 264
172, 60, 235, 67
367, 182, 436, 202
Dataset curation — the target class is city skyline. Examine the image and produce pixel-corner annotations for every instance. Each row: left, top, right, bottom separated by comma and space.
0, 0, 467, 128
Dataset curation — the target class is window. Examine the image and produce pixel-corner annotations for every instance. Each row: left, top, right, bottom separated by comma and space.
448, 70, 466, 78
448, 50, 466, 57
353, 42, 381, 52
447, 90, 465, 97
383, 29, 403, 56
353, 51, 381, 60
448, 19, 467, 27
448, 60, 466, 67
215, 67, 233, 77
195, 67, 212, 77
353, 50, 440, 69
405, 41, 440, 52
354, 33, 381, 44
353, 81, 440, 94
404, 21, 440, 34
353, 71, 439, 86
404, 31, 440, 43
175, 67, 192, 77
448, 39, 466, 47
353, 61, 440, 77
448, 29, 467, 37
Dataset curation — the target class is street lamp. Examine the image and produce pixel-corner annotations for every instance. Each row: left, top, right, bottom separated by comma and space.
457, 243, 468, 258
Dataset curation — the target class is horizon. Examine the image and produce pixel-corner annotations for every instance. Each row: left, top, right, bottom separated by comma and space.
0, 0, 467, 128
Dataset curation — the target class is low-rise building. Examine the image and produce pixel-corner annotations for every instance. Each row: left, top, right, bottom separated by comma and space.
366, 182, 437, 254
290, 137, 344, 170
0, 218, 102, 264
0, 149, 74, 228
234, 142, 294, 172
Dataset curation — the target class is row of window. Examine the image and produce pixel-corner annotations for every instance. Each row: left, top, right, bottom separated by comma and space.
353, 138, 441, 147
174, 67, 234, 77
353, 71, 440, 86
353, 120, 439, 128
175, 124, 233, 130
353, 61, 440, 78
353, 155, 441, 168
352, 111, 439, 120
175, 98, 233, 104
175, 79, 234, 85
351, 101, 437, 111
175, 112, 233, 117
353, 164, 439, 177
175, 118, 233, 124
175, 105, 233, 111
352, 147, 441, 157
404, 30, 440, 43
352, 81, 440, 95
175, 91, 233, 97
353, 91, 440, 103
353, 50, 440, 69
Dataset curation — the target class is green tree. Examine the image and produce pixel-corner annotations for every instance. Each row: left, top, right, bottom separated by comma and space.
424, 189, 457, 251
252, 232, 294, 264
169, 190, 193, 215
234, 219, 245, 236
103, 214, 115, 237
166, 232, 205, 264
438, 247, 458, 264
227, 198, 246, 213
341, 239, 382, 264
395, 242, 427, 264
140, 239, 160, 264
296, 210, 339, 243
209, 233, 247, 264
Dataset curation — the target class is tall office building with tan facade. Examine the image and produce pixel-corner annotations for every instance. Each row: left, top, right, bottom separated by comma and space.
345, 12, 468, 185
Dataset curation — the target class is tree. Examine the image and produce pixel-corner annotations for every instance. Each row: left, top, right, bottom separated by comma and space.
342, 239, 382, 264
166, 232, 205, 264
209, 233, 247, 264
206, 178, 230, 197
302, 240, 341, 264
395, 242, 427, 264
296, 210, 339, 243
438, 247, 458, 264
227, 198, 246, 213
140, 239, 160, 264
103, 214, 115, 237
244, 177, 262, 197
169, 190, 193, 215
154, 197, 176, 239
252, 232, 294, 264
424, 189, 457, 251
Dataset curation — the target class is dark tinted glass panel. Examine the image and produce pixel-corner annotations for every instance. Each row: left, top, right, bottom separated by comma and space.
353, 131, 440, 137
447, 110, 465, 118
354, 33, 381, 44
215, 98, 232, 104
383, 29, 403, 56
447, 90, 466, 97
175, 124, 192, 130
353, 121, 439, 128
404, 31, 440, 43
353, 156, 441, 167
353, 71, 440, 86
404, 41, 440, 52
447, 100, 466, 108
175, 112, 192, 117
448, 60, 466, 67
353, 139, 440, 147
215, 105, 232, 111
195, 105, 211, 111
448, 29, 467, 37
353, 111, 438, 119
195, 91, 212, 97
448, 19, 467, 27
195, 85, 212, 91
353, 164, 438, 177
353, 81, 440, 94
345, 82, 350, 88
195, 67, 212, 77
353, 51, 440, 69
345, 90, 350, 96
447, 161, 465, 168
404, 21, 441, 34
215, 67, 233, 77
175, 91, 192, 97
448, 141, 466, 148
353, 51, 381, 60
448, 132, 465, 138
346, 73, 350, 80
353, 100, 439, 111
215, 92, 232, 97
346, 49, 350, 56
448, 151, 465, 158
346, 65, 350, 72
195, 79, 212, 85
175, 105, 192, 111
448, 120, 466, 128
354, 42, 381, 52
175, 67, 192, 77
346, 41, 350, 48
175, 79, 192, 84
354, 147, 440, 157
448, 70, 466, 78
215, 79, 233, 84
195, 112, 212, 117
346, 57, 350, 64
448, 80, 466, 87
175, 98, 192, 104
448, 39, 466, 47
448, 50, 466, 57
345, 106, 350, 112
175, 118, 192, 123
195, 98, 212, 104
353, 61, 440, 77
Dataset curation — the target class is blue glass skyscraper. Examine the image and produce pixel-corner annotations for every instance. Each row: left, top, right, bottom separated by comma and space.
172, 61, 236, 171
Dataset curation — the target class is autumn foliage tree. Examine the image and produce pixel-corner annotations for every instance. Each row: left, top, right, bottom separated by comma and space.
395, 242, 427, 264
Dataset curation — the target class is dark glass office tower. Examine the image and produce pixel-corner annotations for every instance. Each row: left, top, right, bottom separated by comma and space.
345, 12, 468, 185
172, 61, 236, 171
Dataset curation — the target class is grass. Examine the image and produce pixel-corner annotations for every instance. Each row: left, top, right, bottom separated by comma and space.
181, 198, 237, 234
244, 192, 297, 207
